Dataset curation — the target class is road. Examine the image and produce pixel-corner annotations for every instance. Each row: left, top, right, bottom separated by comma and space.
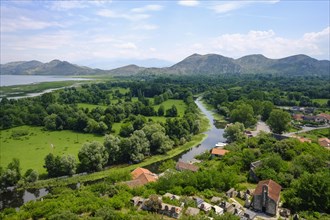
282, 125, 330, 137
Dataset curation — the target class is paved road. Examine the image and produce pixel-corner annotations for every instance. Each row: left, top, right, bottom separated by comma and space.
283, 125, 330, 137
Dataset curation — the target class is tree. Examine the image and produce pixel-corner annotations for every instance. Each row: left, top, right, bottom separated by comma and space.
150, 131, 174, 154
157, 105, 165, 116
60, 155, 77, 176
166, 105, 178, 117
223, 122, 245, 143
0, 158, 21, 187
44, 114, 57, 130
261, 101, 274, 121
144, 194, 162, 212
104, 134, 122, 164
119, 123, 134, 137
267, 109, 291, 134
44, 153, 59, 177
24, 169, 39, 183
128, 130, 150, 163
78, 141, 109, 172
230, 104, 257, 127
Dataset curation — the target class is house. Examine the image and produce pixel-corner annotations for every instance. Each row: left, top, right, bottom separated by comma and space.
220, 201, 234, 213
317, 113, 330, 123
212, 205, 224, 215
318, 138, 330, 148
292, 114, 304, 121
241, 209, 257, 220
226, 188, 237, 198
210, 196, 222, 204
131, 196, 145, 207
175, 161, 199, 172
302, 115, 317, 122
194, 197, 204, 207
292, 135, 312, 143
163, 193, 180, 200
198, 202, 212, 212
249, 160, 262, 182
251, 179, 282, 216
159, 203, 182, 219
185, 207, 200, 216
211, 148, 229, 157
124, 167, 158, 188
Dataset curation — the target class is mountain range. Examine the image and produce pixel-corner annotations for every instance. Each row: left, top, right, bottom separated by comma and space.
1, 54, 329, 76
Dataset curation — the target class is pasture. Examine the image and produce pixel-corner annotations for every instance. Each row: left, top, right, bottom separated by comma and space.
0, 126, 104, 174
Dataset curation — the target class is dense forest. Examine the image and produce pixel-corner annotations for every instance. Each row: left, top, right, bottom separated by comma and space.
1, 74, 330, 219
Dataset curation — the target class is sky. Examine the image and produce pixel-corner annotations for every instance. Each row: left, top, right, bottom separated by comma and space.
1, 0, 329, 69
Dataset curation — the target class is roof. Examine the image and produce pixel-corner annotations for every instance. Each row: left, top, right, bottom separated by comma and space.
212, 205, 224, 214
131, 167, 153, 179
211, 148, 229, 156
176, 161, 199, 172
198, 202, 212, 211
292, 114, 304, 120
318, 138, 330, 147
318, 113, 330, 120
161, 203, 182, 214
185, 207, 200, 216
254, 179, 282, 202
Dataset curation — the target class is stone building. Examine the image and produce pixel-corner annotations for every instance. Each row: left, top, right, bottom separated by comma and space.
251, 179, 281, 216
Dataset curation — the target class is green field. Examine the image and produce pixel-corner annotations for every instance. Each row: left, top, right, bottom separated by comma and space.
312, 99, 329, 105
298, 127, 330, 142
0, 126, 104, 174
77, 103, 107, 110
154, 99, 186, 117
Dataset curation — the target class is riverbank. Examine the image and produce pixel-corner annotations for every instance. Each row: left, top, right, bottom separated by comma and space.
21, 104, 210, 190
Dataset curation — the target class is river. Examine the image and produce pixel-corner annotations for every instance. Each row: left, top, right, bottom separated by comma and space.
0, 98, 226, 210
0, 75, 91, 87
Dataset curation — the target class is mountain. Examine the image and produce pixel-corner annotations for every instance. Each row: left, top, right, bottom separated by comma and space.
166, 53, 242, 74
0, 60, 104, 75
108, 53, 329, 76
2, 54, 329, 76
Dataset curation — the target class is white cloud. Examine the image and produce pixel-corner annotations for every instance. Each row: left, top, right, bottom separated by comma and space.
210, 1, 280, 14
49, 1, 87, 11
178, 0, 199, 7
97, 9, 149, 21
133, 24, 158, 30
206, 27, 330, 58
131, 5, 163, 13
1, 16, 61, 32
114, 42, 137, 50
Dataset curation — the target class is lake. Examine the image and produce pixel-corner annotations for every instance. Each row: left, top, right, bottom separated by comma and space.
0, 75, 91, 87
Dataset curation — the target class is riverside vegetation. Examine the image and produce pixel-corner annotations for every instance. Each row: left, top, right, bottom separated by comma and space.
1, 74, 330, 219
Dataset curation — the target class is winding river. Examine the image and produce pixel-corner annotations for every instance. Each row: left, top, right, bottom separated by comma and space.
0, 98, 226, 210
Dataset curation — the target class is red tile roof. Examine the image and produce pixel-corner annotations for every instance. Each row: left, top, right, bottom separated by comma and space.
131, 167, 153, 179
176, 161, 199, 172
318, 138, 330, 147
318, 113, 330, 121
125, 167, 158, 188
211, 148, 229, 156
254, 179, 282, 202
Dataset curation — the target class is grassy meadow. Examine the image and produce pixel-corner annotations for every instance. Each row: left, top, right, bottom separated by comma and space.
298, 127, 330, 142
0, 126, 104, 174
1, 98, 188, 174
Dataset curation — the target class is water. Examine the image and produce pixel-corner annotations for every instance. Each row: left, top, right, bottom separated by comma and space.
145, 98, 226, 172
0, 188, 49, 210
178, 98, 226, 162
0, 98, 226, 210
0, 75, 90, 87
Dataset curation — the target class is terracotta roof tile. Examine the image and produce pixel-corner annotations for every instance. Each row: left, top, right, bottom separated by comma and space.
211, 148, 229, 156
176, 161, 199, 172
254, 179, 281, 202
131, 167, 153, 179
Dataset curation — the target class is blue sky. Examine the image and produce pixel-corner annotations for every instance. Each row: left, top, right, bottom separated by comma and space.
1, 0, 329, 68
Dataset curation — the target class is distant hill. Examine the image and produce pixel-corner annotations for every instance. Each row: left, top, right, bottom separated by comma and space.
2, 54, 329, 76
0, 60, 104, 75
108, 53, 330, 76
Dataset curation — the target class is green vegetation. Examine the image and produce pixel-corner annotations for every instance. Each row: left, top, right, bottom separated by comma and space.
298, 128, 330, 142
0, 126, 104, 173
0, 81, 85, 98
